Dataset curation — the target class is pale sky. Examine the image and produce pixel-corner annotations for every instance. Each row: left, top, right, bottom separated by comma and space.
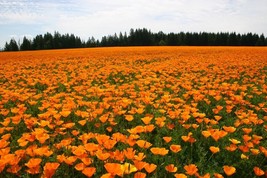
0, 0, 267, 49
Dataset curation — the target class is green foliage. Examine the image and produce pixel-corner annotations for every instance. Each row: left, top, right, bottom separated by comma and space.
3, 30, 267, 52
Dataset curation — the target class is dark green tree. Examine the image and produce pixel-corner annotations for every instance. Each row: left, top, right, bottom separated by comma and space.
4, 38, 19, 51
256, 34, 266, 46
43, 32, 54, 49
228, 32, 238, 46
53, 31, 62, 49
3, 29, 267, 51
20, 37, 32, 51
32, 35, 44, 50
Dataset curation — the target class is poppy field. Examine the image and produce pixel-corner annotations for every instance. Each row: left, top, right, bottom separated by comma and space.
0, 47, 267, 178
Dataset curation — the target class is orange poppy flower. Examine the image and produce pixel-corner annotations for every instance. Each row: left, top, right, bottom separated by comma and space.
98, 114, 108, 123
104, 163, 123, 176
259, 146, 267, 157
242, 128, 252, 134
170, 144, 182, 153
82, 167, 96, 177
199, 173, 210, 178
136, 108, 144, 114
214, 116, 222, 121
203, 118, 210, 124
7, 165, 21, 174
43, 162, 60, 178
252, 134, 263, 144
27, 167, 41, 175
174, 173, 187, 178
100, 173, 114, 178
133, 160, 147, 170
250, 149, 260, 155
134, 172, 147, 178
0, 119, 10, 128
34, 146, 53, 157
225, 144, 237, 152
184, 164, 198, 176
136, 140, 152, 149
103, 139, 117, 150
223, 165, 236, 176
201, 130, 211, 138
124, 148, 136, 160
63, 122, 75, 129
135, 126, 146, 134
141, 116, 153, 125
155, 117, 166, 127
60, 110, 71, 117
144, 163, 157, 173
126, 137, 137, 147
125, 115, 134, 122
84, 143, 99, 153
253, 167, 264, 176
112, 132, 126, 142
181, 112, 190, 121
75, 163, 85, 171
213, 173, 223, 178
211, 130, 227, 142
95, 134, 110, 145
223, 126, 236, 133
106, 126, 113, 132
192, 124, 199, 129
1, 147, 10, 156
78, 119, 87, 126
38, 120, 50, 127
57, 154, 66, 163
81, 157, 93, 166
110, 150, 124, 162
229, 138, 241, 144
72, 146, 86, 157
96, 150, 110, 161
181, 132, 196, 143
11, 115, 22, 124
25, 158, 42, 168
209, 146, 220, 154
25, 158, 42, 174
150, 147, 169, 156
0, 139, 9, 149
167, 123, 175, 130
144, 124, 155, 133
242, 135, 252, 142
17, 138, 29, 147
53, 113, 61, 120
163, 136, 172, 143
165, 164, 177, 173
35, 132, 50, 144
0, 109, 9, 117
71, 130, 80, 136
134, 152, 146, 161
182, 124, 191, 129
64, 156, 77, 165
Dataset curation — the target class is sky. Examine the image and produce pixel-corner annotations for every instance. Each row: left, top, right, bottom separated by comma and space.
0, 0, 267, 49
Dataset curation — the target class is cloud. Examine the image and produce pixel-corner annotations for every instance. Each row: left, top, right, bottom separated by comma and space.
0, 0, 267, 48
44, 0, 217, 36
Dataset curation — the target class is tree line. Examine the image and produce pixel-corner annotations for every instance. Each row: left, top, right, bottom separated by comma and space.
3, 28, 267, 51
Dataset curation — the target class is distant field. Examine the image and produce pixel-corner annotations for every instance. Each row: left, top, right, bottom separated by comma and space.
0, 47, 267, 177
